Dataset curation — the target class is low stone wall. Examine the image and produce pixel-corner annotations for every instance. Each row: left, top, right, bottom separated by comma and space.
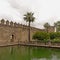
51, 42, 60, 46
30, 41, 60, 46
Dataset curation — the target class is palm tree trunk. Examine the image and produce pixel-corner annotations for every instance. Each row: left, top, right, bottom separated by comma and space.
28, 21, 30, 42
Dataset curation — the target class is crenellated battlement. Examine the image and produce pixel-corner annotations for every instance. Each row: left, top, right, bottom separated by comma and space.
0, 19, 43, 30
0, 19, 23, 28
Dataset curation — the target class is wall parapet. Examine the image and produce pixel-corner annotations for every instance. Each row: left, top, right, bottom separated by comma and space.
0, 19, 23, 28
0, 19, 43, 31
1, 19, 5, 25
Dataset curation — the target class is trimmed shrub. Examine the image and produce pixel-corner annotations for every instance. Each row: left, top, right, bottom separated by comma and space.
51, 39, 60, 43
32, 31, 49, 41
49, 32, 56, 40
32, 31, 60, 43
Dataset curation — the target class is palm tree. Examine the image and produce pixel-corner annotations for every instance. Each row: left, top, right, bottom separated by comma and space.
44, 23, 50, 33
24, 12, 35, 42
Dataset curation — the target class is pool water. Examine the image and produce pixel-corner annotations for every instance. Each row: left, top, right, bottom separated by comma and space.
0, 45, 60, 60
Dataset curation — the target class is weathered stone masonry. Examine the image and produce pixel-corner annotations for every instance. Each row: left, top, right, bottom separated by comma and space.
0, 19, 44, 43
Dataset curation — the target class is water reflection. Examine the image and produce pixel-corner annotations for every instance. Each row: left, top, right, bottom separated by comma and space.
31, 58, 46, 60
9, 46, 14, 55
31, 52, 60, 60
32, 55, 60, 60
0, 46, 60, 60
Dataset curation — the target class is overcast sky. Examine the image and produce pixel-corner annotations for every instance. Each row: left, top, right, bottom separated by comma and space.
0, 0, 60, 28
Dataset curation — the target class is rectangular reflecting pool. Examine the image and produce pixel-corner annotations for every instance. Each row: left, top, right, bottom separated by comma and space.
0, 45, 60, 60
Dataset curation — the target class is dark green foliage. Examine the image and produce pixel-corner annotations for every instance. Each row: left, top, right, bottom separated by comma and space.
56, 32, 60, 38
49, 32, 60, 40
49, 32, 60, 42
32, 31, 49, 41
24, 12, 35, 22
33, 31, 60, 42
49, 32, 56, 40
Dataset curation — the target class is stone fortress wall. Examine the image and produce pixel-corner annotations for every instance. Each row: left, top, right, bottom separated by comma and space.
0, 19, 44, 43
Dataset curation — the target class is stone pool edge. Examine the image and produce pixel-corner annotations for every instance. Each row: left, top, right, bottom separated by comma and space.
0, 42, 60, 49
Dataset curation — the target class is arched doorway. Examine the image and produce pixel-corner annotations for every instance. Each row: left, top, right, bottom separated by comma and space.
11, 34, 14, 42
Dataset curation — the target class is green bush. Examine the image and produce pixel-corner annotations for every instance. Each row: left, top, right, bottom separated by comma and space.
55, 32, 60, 39
49, 32, 56, 40
49, 32, 60, 40
32, 31, 60, 42
51, 39, 60, 43
32, 31, 49, 41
